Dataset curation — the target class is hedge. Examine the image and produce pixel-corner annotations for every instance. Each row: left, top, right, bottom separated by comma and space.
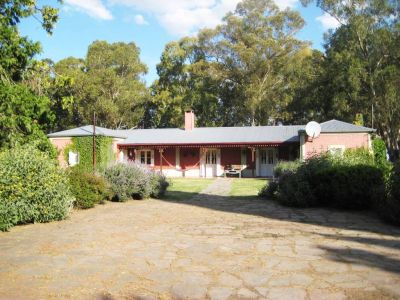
0, 145, 74, 231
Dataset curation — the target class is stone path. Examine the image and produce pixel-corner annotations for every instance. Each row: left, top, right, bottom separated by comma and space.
1, 178, 400, 299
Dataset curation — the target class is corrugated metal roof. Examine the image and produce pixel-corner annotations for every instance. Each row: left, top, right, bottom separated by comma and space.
47, 120, 374, 145
47, 125, 129, 138
320, 120, 375, 133
119, 125, 304, 145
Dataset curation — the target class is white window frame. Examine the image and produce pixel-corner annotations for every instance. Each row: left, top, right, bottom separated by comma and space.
135, 149, 154, 167
328, 145, 346, 156
68, 150, 79, 166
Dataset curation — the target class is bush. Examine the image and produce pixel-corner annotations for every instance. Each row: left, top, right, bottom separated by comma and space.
378, 162, 400, 225
258, 180, 278, 198
104, 163, 169, 201
0, 145, 74, 231
68, 167, 111, 209
273, 160, 301, 178
262, 149, 386, 210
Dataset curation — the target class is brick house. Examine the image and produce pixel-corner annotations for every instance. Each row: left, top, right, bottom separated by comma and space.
48, 111, 374, 177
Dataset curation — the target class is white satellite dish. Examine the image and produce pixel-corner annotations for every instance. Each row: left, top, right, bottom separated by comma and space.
305, 121, 321, 138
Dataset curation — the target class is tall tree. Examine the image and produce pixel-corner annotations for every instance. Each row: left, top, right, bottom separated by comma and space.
301, 0, 400, 159
54, 41, 149, 129
150, 0, 309, 127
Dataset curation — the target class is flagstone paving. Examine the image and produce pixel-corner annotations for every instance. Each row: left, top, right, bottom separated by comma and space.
1, 178, 400, 299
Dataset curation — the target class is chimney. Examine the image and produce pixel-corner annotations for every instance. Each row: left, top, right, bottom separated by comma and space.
184, 110, 195, 131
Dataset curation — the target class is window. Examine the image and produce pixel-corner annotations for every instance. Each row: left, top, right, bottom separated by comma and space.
260, 150, 267, 164
267, 149, 274, 164
68, 151, 79, 166
137, 150, 153, 166
206, 150, 217, 164
328, 145, 345, 156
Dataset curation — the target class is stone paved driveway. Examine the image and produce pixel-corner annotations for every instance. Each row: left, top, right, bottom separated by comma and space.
1, 179, 400, 300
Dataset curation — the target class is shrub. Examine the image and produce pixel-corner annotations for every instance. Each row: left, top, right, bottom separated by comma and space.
264, 149, 386, 210
273, 160, 301, 178
0, 145, 74, 231
258, 180, 278, 198
104, 163, 169, 201
378, 161, 400, 225
68, 167, 111, 209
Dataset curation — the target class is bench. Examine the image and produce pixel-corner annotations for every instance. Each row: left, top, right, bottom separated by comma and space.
224, 165, 245, 178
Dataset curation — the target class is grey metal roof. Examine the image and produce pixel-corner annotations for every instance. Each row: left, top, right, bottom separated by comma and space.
119, 125, 304, 145
47, 125, 129, 139
320, 120, 375, 133
47, 119, 374, 145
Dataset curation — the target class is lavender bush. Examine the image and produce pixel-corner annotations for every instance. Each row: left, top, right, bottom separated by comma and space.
104, 163, 169, 201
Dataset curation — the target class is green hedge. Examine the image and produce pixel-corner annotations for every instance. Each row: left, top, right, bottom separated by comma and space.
378, 162, 400, 225
0, 145, 74, 231
68, 167, 112, 209
261, 148, 385, 210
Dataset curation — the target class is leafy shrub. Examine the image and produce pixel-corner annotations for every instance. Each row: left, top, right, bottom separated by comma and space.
68, 167, 111, 209
104, 163, 169, 201
313, 165, 385, 209
373, 138, 387, 167
378, 161, 400, 225
258, 180, 278, 198
0, 145, 74, 231
261, 148, 386, 210
273, 160, 301, 178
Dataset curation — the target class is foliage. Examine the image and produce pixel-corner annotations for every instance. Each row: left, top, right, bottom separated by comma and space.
54, 41, 149, 129
148, 0, 310, 127
378, 161, 400, 225
0, 82, 57, 158
259, 181, 278, 198
373, 138, 388, 167
0, 144, 74, 231
104, 163, 169, 201
261, 149, 386, 209
300, 0, 400, 160
67, 167, 111, 209
64, 136, 113, 172
0, 0, 61, 81
273, 160, 301, 178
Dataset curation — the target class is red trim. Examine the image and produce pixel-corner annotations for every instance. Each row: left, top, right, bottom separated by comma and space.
118, 141, 298, 149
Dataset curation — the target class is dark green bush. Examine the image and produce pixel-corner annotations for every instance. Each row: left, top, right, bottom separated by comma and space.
313, 165, 385, 209
261, 149, 386, 210
68, 167, 111, 209
0, 145, 74, 231
273, 160, 301, 178
104, 163, 169, 201
258, 180, 278, 198
378, 162, 400, 225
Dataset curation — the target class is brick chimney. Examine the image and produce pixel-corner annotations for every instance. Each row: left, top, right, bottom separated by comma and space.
184, 110, 195, 131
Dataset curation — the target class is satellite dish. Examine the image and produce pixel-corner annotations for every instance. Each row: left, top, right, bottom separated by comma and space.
305, 121, 321, 138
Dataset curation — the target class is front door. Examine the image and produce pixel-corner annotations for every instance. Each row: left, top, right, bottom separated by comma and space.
259, 148, 277, 177
205, 149, 217, 177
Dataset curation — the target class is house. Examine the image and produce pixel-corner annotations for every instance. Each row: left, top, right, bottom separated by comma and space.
48, 111, 375, 177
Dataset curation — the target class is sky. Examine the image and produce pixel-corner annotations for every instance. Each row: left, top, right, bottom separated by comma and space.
19, 0, 340, 86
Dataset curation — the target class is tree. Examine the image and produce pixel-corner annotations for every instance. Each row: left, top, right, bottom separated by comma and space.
301, 0, 400, 159
150, 0, 309, 127
0, 0, 60, 81
55, 41, 150, 129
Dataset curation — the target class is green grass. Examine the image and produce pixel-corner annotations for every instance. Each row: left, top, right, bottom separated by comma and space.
164, 178, 215, 201
229, 178, 268, 197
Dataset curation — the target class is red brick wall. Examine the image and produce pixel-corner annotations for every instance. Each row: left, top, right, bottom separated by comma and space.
304, 133, 370, 159
221, 148, 241, 166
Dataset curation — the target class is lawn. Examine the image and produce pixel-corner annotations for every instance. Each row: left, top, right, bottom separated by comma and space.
229, 178, 268, 197
163, 178, 215, 200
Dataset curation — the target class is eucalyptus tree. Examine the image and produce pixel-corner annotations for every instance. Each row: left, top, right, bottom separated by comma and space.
302, 0, 400, 159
